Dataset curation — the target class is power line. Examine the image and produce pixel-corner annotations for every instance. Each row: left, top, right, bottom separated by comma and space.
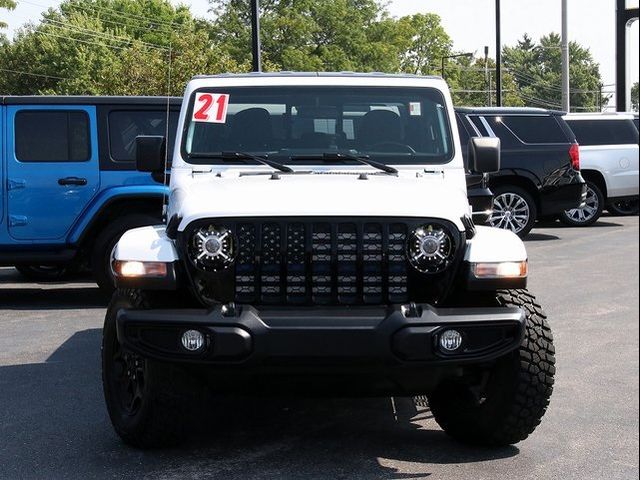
18, 0, 189, 33
42, 17, 170, 51
0, 66, 70, 80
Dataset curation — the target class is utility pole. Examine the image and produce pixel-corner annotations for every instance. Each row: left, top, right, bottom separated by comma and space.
484, 46, 490, 107
561, 0, 570, 112
495, 0, 502, 107
250, 0, 262, 72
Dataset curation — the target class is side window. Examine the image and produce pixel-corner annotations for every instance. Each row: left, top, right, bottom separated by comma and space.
499, 115, 567, 144
15, 110, 90, 162
467, 116, 489, 136
567, 119, 639, 146
456, 114, 471, 146
482, 116, 521, 149
108, 110, 179, 162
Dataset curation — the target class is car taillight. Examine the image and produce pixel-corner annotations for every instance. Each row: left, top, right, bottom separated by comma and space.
569, 143, 580, 171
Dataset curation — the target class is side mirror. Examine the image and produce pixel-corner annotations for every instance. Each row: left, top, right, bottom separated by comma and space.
468, 137, 500, 174
136, 136, 166, 173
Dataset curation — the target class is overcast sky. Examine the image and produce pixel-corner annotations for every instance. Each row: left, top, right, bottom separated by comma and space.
3, 0, 639, 94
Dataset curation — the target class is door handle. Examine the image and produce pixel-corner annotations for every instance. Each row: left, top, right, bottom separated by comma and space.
58, 177, 88, 186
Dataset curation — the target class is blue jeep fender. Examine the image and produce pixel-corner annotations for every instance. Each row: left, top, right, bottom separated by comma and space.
68, 185, 169, 246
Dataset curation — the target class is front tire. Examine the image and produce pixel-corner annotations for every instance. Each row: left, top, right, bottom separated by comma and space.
489, 186, 538, 238
429, 289, 556, 446
102, 289, 193, 448
559, 181, 604, 226
608, 197, 639, 216
92, 214, 159, 295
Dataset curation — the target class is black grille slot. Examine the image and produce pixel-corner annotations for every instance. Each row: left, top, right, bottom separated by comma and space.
232, 219, 412, 305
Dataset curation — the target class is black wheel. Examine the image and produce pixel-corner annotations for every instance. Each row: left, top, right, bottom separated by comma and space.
429, 289, 556, 446
559, 181, 604, 226
91, 214, 160, 295
102, 289, 194, 448
15, 265, 74, 281
608, 197, 639, 216
489, 186, 538, 238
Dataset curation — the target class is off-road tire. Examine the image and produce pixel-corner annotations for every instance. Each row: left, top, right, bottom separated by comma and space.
91, 214, 159, 295
102, 289, 195, 449
429, 289, 556, 446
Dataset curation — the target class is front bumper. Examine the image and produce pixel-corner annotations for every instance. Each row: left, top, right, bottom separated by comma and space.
116, 304, 525, 368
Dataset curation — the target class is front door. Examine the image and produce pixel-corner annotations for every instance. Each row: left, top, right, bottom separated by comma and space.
6, 105, 100, 241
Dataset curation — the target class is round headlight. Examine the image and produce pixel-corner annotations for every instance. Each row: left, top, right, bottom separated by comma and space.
189, 225, 236, 272
407, 224, 454, 273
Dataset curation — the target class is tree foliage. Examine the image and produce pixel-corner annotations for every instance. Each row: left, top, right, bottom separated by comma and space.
632, 82, 639, 113
1, 0, 17, 30
0, 0, 609, 112
0, 0, 244, 95
503, 33, 605, 111
207, 1, 453, 74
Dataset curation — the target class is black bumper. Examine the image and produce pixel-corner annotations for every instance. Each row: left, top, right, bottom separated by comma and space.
540, 173, 587, 215
116, 304, 525, 369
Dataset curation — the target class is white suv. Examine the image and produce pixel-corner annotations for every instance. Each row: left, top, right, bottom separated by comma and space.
103, 73, 555, 449
562, 113, 639, 224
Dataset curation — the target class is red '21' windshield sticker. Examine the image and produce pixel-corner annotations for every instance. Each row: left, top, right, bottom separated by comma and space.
192, 93, 230, 123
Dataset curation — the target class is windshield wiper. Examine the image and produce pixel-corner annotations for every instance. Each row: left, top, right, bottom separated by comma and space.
188, 151, 293, 173
288, 152, 398, 175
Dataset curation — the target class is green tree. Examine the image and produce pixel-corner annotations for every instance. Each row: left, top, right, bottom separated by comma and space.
208, 1, 453, 74
502, 33, 604, 111
445, 56, 523, 108
0, 0, 244, 95
1, 0, 17, 29
632, 82, 639, 112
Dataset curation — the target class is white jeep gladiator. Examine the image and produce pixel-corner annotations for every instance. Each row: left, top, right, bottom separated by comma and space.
104, 73, 555, 448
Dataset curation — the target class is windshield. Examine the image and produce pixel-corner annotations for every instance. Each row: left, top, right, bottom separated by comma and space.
181, 86, 454, 165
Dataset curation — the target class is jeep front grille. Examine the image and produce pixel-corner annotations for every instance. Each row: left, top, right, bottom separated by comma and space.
233, 219, 409, 305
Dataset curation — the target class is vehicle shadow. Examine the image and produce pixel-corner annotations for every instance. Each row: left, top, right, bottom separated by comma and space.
0, 268, 107, 310
0, 285, 107, 310
0, 329, 519, 480
525, 232, 560, 242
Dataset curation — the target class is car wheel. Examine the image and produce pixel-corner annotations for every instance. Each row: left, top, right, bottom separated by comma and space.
102, 289, 195, 448
429, 289, 556, 446
91, 214, 160, 295
607, 198, 639, 216
489, 186, 538, 238
559, 181, 604, 227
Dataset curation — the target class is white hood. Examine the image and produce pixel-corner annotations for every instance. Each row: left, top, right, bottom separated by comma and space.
171, 169, 471, 231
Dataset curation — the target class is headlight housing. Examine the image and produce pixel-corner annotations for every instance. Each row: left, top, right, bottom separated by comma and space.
407, 223, 455, 273
188, 224, 236, 272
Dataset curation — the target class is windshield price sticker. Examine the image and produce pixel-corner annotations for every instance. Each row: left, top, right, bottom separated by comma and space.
192, 93, 230, 123
409, 102, 422, 116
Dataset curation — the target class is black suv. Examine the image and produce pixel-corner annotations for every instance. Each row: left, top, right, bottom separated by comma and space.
456, 107, 586, 237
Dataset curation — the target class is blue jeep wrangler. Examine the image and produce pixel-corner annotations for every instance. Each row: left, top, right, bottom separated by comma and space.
0, 96, 180, 292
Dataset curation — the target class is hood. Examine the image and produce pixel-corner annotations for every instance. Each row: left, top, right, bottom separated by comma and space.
172, 170, 470, 231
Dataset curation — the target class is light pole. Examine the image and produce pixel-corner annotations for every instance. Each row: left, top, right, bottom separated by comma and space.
250, 0, 262, 72
440, 52, 474, 80
495, 0, 502, 106
561, 0, 570, 112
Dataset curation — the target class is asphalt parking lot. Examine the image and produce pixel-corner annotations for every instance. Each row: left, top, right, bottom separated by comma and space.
0, 216, 638, 480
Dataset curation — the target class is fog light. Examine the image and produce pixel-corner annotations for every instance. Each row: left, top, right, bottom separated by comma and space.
439, 330, 463, 352
181, 330, 205, 352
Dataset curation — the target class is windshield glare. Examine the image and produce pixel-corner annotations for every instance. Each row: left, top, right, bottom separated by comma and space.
182, 86, 454, 165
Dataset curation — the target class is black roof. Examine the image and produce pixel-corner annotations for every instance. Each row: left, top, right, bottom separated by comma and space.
1, 96, 182, 106
455, 106, 566, 116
